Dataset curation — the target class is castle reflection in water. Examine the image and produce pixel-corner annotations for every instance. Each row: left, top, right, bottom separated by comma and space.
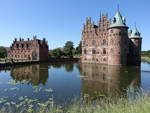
79, 63, 141, 98
10, 63, 141, 98
10, 64, 49, 86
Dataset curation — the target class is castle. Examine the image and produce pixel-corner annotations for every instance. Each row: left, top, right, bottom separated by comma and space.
81, 10, 142, 66
8, 36, 49, 61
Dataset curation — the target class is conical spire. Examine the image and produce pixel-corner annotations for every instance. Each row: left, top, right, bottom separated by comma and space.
130, 25, 141, 38
109, 8, 127, 28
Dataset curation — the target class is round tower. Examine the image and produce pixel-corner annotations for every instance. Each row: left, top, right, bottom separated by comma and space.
129, 26, 142, 66
108, 11, 129, 65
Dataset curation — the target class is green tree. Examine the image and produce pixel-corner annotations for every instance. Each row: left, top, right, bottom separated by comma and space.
0, 46, 7, 58
51, 48, 63, 58
64, 41, 74, 58
75, 41, 82, 55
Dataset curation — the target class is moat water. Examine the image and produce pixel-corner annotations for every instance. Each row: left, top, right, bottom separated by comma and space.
0, 62, 150, 108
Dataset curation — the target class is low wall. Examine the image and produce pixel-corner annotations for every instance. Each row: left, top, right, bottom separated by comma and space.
0, 58, 80, 68
48, 58, 79, 62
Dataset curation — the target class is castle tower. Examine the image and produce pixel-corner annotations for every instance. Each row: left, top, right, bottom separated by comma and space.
108, 11, 129, 65
129, 26, 142, 65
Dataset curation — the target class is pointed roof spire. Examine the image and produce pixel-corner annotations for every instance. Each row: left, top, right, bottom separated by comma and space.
109, 5, 127, 28
130, 24, 141, 38
117, 4, 120, 12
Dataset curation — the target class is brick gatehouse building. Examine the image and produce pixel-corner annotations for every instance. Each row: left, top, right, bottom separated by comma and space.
81, 10, 142, 66
8, 36, 49, 61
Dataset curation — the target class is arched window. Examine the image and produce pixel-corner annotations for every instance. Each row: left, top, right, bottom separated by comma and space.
103, 48, 106, 54
103, 58, 107, 61
102, 39, 107, 45
92, 40, 96, 46
92, 49, 96, 54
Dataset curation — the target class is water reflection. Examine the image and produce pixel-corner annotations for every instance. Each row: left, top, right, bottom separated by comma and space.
79, 63, 141, 98
0, 62, 142, 105
10, 64, 49, 86
9, 63, 141, 98
51, 63, 74, 72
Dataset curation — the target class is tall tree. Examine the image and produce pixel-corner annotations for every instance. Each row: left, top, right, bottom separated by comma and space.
75, 41, 82, 55
64, 41, 74, 58
0, 46, 7, 58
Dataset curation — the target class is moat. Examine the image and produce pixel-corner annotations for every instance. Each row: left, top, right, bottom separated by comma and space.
0, 62, 150, 108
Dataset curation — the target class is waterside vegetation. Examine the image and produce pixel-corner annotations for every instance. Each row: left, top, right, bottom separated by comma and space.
141, 50, 150, 63
0, 93, 150, 113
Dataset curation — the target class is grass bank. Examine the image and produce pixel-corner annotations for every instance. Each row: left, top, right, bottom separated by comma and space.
0, 94, 150, 113
141, 56, 150, 63
66, 96, 150, 113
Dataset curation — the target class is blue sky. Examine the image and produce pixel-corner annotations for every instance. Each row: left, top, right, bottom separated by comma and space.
0, 0, 149, 50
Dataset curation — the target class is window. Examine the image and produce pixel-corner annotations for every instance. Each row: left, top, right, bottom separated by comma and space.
92, 40, 96, 46
21, 44, 24, 48
16, 44, 19, 48
119, 31, 122, 36
92, 49, 96, 54
118, 41, 121, 47
103, 48, 106, 54
102, 39, 107, 45
27, 44, 29, 48
103, 58, 107, 61
111, 29, 113, 33
84, 49, 86, 54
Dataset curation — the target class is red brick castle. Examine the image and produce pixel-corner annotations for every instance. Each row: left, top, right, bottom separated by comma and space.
81, 10, 142, 66
8, 36, 49, 61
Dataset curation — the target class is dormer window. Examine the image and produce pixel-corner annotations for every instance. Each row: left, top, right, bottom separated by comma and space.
16, 44, 19, 48
113, 17, 116, 23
